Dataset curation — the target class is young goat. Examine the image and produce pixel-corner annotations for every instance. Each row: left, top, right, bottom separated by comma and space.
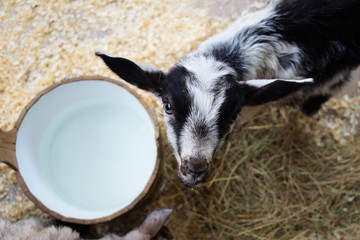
96, 0, 360, 188
0, 209, 172, 240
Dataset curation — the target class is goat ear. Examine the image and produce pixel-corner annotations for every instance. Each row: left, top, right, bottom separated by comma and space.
138, 209, 173, 238
95, 50, 165, 97
242, 78, 313, 106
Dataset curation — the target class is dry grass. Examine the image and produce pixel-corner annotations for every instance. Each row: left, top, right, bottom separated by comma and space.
94, 105, 360, 240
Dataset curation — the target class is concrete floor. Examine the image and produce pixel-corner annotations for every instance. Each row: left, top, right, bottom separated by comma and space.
193, 0, 267, 18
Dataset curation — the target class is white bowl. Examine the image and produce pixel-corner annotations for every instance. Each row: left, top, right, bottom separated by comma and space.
1, 76, 161, 224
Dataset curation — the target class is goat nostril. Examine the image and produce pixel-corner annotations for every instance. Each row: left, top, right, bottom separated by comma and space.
188, 157, 208, 174
180, 164, 187, 175
183, 159, 189, 166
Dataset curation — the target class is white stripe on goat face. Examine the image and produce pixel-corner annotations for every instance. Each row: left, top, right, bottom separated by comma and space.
178, 55, 234, 162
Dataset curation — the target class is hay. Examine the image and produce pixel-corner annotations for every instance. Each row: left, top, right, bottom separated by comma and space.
1, 1, 360, 239
118, 105, 359, 240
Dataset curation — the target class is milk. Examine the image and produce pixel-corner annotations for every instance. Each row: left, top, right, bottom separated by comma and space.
39, 99, 156, 212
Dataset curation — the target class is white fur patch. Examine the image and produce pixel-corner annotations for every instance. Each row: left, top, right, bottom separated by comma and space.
243, 78, 314, 88
177, 56, 234, 161
163, 114, 182, 164
181, 55, 236, 88
193, 3, 303, 82
196, 3, 275, 53
241, 42, 303, 80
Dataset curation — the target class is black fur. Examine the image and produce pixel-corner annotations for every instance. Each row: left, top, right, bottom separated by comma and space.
273, 0, 360, 83
95, 51, 165, 95
302, 94, 331, 116
243, 80, 313, 106
163, 66, 192, 153
207, 0, 360, 113
217, 84, 244, 138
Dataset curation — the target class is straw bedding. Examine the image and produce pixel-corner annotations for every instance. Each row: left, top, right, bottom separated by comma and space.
1, 1, 359, 239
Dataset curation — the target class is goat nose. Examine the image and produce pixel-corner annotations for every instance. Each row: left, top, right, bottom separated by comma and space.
187, 157, 208, 174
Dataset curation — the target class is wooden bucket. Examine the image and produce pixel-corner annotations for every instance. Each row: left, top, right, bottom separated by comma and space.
0, 76, 161, 224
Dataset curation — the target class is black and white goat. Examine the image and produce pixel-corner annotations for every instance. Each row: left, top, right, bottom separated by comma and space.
96, 0, 360, 188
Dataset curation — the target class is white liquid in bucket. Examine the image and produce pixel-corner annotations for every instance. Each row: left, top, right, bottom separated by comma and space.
39, 99, 155, 212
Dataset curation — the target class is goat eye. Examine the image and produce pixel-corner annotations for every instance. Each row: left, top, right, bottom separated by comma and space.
164, 102, 173, 115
